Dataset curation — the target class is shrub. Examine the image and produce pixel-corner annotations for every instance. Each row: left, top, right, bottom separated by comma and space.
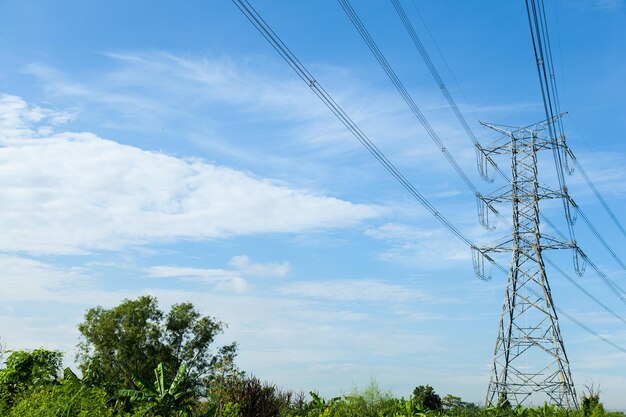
0, 349, 62, 411
582, 386, 602, 417
212, 374, 292, 417
7, 379, 113, 417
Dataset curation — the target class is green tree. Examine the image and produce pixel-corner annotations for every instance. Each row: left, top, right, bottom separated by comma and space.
412, 385, 442, 411
119, 362, 214, 417
442, 393, 478, 411
0, 349, 62, 410
443, 394, 463, 410
77, 296, 237, 397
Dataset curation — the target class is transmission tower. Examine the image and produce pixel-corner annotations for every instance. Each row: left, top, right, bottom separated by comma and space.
474, 117, 579, 408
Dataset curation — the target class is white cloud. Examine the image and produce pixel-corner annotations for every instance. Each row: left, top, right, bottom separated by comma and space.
0, 94, 382, 255
0, 94, 73, 139
365, 222, 471, 265
147, 255, 290, 292
22, 54, 472, 167
228, 255, 290, 277
280, 278, 433, 303
0, 254, 142, 306
0, 255, 86, 302
567, 150, 626, 197
0, 314, 80, 356
568, 0, 624, 10
146, 266, 246, 292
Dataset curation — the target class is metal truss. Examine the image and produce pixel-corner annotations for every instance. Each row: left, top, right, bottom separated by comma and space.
476, 118, 578, 408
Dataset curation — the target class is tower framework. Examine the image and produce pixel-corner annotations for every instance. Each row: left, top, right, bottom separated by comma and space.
475, 118, 578, 408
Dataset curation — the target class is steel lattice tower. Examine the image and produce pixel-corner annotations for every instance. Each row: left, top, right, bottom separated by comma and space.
474, 118, 578, 408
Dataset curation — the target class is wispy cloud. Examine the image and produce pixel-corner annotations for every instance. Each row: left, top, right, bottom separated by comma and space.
148, 266, 248, 292
365, 222, 472, 266
146, 255, 290, 292
0, 94, 73, 140
0, 255, 87, 302
280, 278, 439, 304
21, 52, 491, 174
228, 255, 290, 278
567, 0, 624, 10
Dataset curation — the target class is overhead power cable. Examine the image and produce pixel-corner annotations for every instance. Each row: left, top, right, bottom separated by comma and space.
339, 0, 626, 305
388, 0, 499, 184
544, 257, 626, 325
573, 155, 626, 239
525, 0, 577, 246
231, 0, 481, 251
523, 283, 626, 354
570, 195, 626, 276
544, 213, 626, 302
556, 308, 626, 354
408, 0, 480, 127
525, 0, 626, 281
533, 0, 626, 264
388, 0, 511, 185
337, 0, 485, 200
391, 0, 626, 287
231, 0, 626, 354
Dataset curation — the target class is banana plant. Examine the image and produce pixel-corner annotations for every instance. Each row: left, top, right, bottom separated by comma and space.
119, 362, 215, 417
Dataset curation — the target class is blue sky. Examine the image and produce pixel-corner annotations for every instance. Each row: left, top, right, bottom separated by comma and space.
0, 0, 625, 408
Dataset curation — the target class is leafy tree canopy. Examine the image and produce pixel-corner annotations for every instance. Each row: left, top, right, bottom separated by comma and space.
0, 349, 62, 409
413, 384, 442, 411
77, 295, 237, 397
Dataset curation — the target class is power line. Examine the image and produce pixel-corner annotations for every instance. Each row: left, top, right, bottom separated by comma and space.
390, 0, 499, 184
569, 195, 626, 277
525, 0, 578, 246
337, 0, 485, 198
340, 0, 626, 309
408, 0, 481, 129
556, 308, 626, 354
337, 0, 512, 236
390, 0, 626, 288
526, 0, 626, 260
231, 0, 626, 355
572, 154, 626, 239
231, 0, 480, 250
544, 257, 626, 326
550, 0, 626, 239
535, 0, 626, 271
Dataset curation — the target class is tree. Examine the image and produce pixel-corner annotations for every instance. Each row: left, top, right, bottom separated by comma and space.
77, 296, 237, 397
442, 394, 479, 412
412, 385, 442, 411
0, 349, 62, 410
119, 362, 215, 417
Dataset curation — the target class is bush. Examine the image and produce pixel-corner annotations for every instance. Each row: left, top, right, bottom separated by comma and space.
212, 374, 292, 417
582, 386, 602, 417
0, 349, 62, 411
7, 379, 113, 417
